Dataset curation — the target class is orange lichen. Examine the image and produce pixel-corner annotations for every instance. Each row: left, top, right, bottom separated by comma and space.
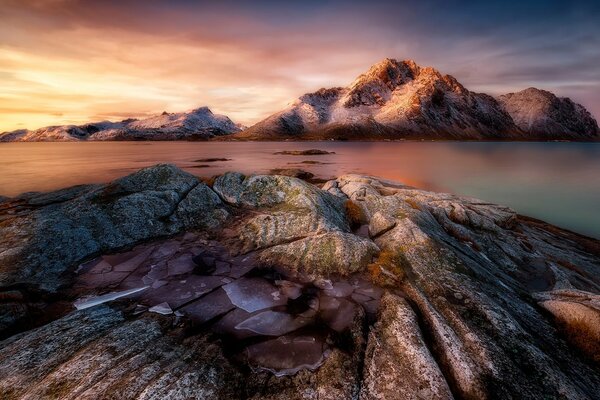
404, 198, 422, 210
367, 249, 406, 286
345, 199, 365, 227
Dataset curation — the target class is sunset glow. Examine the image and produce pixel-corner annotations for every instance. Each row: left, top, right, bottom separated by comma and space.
1, 0, 599, 132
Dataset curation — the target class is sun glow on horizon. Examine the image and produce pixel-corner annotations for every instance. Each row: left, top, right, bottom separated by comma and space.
0, 0, 598, 132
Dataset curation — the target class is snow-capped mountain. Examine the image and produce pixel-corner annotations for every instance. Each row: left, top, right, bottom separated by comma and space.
497, 88, 599, 140
235, 59, 599, 141
0, 107, 242, 142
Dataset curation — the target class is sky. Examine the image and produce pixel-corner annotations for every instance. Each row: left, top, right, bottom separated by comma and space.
0, 0, 599, 132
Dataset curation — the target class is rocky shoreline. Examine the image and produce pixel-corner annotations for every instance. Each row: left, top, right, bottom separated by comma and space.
0, 165, 599, 399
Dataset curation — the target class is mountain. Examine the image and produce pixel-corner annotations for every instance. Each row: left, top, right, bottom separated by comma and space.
0, 107, 242, 142
497, 88, 600, 140
234, 59, 599, 141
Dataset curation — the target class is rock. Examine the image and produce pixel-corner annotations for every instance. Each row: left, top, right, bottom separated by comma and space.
0, 164, 228, 291
498, 87, 600, 139
0, 306, 243, 399
329, 173, 600, 399
534, 289, 600, 361
360, 293, 453, 400
273, 149, 335, 155
260, 231, 379, 278
194, 158, 231, 162
0, 107, 243, 142
1, 166, 600, 399
368, 211, 397, 237
214, 173, 350, 252
269, 168, 315, 180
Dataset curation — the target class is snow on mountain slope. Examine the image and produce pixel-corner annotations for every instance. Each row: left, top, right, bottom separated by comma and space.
497, 88, 599, 139
236, 59, 598, 141
0, 107, 242, 142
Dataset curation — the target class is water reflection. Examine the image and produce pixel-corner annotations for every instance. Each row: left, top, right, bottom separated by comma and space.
0, 141, 599, 238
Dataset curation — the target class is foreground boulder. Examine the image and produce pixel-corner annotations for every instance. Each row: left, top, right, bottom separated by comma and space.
0, 164, 228, 291
0, 166, 599, 399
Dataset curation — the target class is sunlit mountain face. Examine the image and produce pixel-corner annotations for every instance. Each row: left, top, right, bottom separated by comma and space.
0, 0, 599, 132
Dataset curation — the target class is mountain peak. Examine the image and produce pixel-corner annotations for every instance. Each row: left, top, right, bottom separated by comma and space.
343, 58, 421, 107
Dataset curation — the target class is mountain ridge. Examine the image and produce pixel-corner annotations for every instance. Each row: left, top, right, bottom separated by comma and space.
2, 58, 598, 142
233, 58, 599, 141
0, 107, 243, 142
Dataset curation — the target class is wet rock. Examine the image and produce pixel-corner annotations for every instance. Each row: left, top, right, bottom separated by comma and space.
360, 293, 453, 400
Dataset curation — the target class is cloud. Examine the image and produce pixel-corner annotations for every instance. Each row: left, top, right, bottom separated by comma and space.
0, 0, 598, 131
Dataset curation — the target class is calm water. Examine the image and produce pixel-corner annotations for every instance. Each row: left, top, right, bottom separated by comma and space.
1, 141, 599, 238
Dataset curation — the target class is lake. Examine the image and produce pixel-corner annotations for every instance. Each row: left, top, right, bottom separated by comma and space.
1, 141, 599, 238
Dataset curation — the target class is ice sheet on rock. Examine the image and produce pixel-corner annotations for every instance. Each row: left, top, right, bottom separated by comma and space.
74, 286, 149, 310
167, 253, 195, 276
144, 262, 168, 283
141, 275, 225, 309
276, 280, 303, 300
362, 299, 380, 315
313, 279, 333, 290
351, 292, 373, 304
319, 295, 358, 332
228, 255, 257, 278
148, 302, 173, 315
351, 278, 383, 300
103, 247, 152, 272
214, 261, 231, 276
245, 334, 328, 377
222, 277, 287, 312
235, 310, 311, 336
151, 240, 181, 260
212, 308, 261, 339
77, 260, 131, 288
323, 281, 354, 298
180, 288, 235, 324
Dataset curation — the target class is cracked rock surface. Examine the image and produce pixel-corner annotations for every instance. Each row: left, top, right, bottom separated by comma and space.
0, 165, 599, 399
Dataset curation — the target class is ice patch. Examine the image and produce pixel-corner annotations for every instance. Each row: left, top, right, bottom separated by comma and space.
74, 286, 149, 310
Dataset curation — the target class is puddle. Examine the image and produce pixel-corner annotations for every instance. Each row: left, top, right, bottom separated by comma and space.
73, 232, 382, 376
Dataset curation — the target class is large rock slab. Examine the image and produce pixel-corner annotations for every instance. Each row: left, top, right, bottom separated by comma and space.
0, 164, 228, 291
360, 293, 453, 400
326, 174, 600, 399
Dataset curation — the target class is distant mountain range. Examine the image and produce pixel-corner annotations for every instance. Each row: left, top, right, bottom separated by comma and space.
235, 59, 599, 141
0, 107, 242, 142
1, 59, 598, 142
